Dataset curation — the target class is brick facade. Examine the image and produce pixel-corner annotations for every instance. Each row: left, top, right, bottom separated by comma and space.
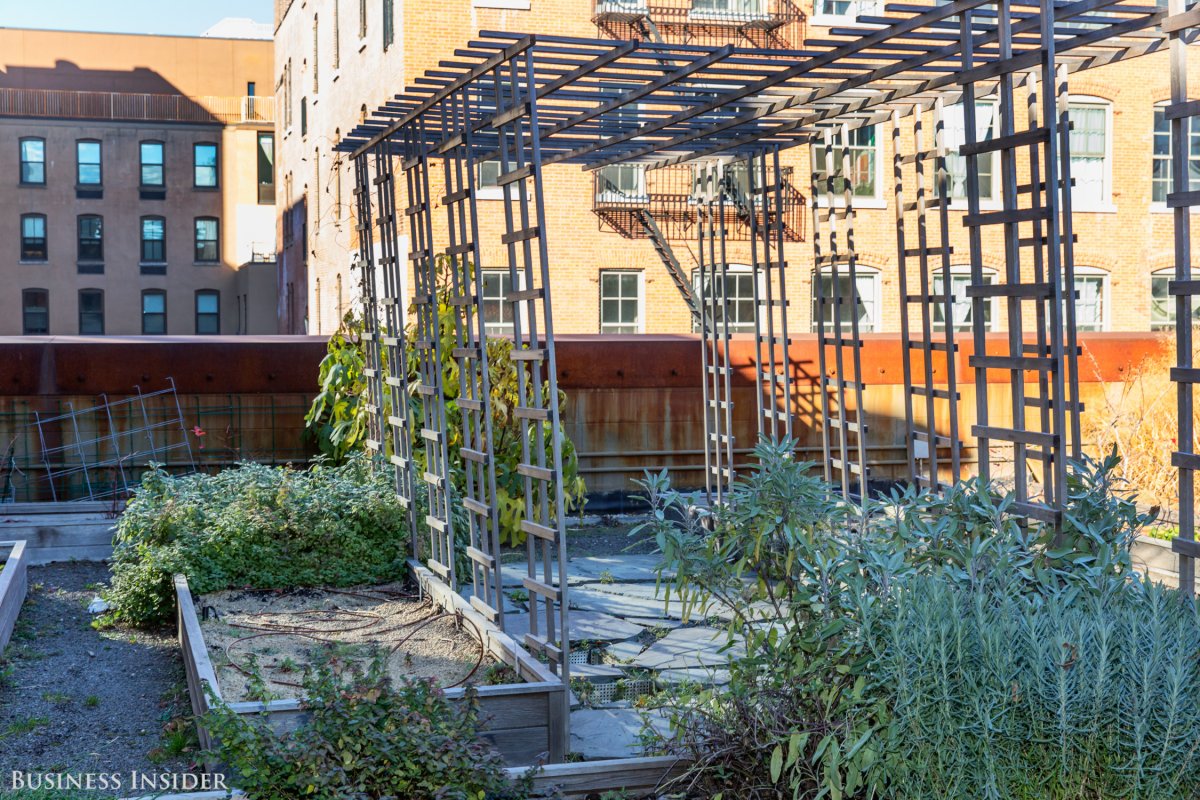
276, 1, 1200, 336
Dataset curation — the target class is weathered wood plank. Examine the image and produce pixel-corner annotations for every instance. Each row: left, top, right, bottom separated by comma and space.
0, 540, 29, 654
176, 575, 221, 751
506, 755, 692, 798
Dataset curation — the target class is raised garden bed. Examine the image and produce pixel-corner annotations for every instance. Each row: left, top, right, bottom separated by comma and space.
0, 539, 29, 653
178, 559, 568, 767
0, 501, 118, 565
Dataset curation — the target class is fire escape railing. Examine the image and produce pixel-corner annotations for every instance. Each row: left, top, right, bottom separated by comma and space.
593, 0, 804, 49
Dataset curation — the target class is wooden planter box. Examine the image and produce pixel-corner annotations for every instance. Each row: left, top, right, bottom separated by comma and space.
0, 501, 118, 564
177, 559, 568, 767
0, 539, 30, 654
1131, 534, 1199, 592
118, 755, 690, 800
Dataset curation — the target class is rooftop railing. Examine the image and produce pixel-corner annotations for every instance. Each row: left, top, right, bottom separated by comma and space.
593, 0, 804, 49
0, 89, 275, 125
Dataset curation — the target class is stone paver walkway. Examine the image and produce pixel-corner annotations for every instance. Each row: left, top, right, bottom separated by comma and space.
499, 552, 742, 760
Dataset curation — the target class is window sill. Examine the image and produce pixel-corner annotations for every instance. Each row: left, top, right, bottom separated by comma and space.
18, 182, 46, 189
77, 262, 105, 274
1151, 203, 1176, 214
472, 0, 531, 8
193, 186, 220, 192
19, 260, 48, 266
139, 263, 168, 276
194, 261, 221, 267
476, 186, 505, 201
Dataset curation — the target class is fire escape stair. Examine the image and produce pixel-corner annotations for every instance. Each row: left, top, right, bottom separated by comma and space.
636, 208, 701, 323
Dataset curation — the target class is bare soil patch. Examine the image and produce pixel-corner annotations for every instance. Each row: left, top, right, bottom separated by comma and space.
197, 584, 490, 702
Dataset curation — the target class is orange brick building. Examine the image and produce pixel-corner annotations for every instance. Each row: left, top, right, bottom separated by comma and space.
274, 0, 1200, 336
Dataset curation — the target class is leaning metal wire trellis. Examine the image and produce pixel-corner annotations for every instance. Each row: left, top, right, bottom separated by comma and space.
338, 0, 1200, 758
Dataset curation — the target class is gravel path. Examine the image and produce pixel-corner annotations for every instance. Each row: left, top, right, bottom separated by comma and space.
0, 562, 195, 783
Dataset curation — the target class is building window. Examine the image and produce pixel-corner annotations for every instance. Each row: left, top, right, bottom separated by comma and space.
22, 289, 48, 335
194, 143, 219, 188
140, 141, 165, 187
141, 216, 166, 263
77, 215, 103, 262
76, 140, 102, 185
693, 267, 757, 333
1150, 269, 1200, 330
478, 160, 501, 188
813, 0, 881, 23
78, 289, 104, 335
1068, 100, 1111, 210
359, 0, 368, 38
333, 0, 341, 69
481, 270, 514, 334
382, 0, 394, 49
596, 164, 647, 203
811, 125, 880, 201
142, 291, 167, 335
812, 267, 880, 333
195, 218, 219, 263
301, 98, 308, 136
1152, 104, 1200, 205
692, 0, 766, 17
1074, 267, 1109, 332
257, 133, 276, 205
20, 214, 47, 261
19, 138, 45, 185
932, 267, 997, 332
195, 290, 220, 335
599, 271, 644, 334
942, 101, 998, 203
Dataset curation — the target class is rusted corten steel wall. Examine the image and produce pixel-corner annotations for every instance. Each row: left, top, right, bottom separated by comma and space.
0, 334, 1169, 504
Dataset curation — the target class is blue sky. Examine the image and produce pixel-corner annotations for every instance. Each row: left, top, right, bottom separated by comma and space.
0, 0, 273, 36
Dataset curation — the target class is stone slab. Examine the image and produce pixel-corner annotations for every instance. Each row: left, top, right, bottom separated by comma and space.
629, 626, 744, 670
568, 586, 690, 620
569, 707, 670, 760
459, 586, 521, 614
656, 667, 731, 687
602, 639, 648, 664
502, 609, 645, 643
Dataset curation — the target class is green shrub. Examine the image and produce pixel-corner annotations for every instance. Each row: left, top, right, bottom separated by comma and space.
203, 654, 532, 800
305, 256, 587, 547
637, 440, 1164, 800
103, 456, 410, 627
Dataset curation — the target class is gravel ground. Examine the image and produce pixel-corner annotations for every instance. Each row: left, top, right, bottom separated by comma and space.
0, 562, 195, 785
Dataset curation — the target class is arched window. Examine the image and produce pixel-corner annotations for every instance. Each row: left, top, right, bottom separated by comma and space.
195, 290, 220, 335
140, 141, 165, 187
78, 289, 104, 335
1150, 267, 1200, 330
20, 214, 47, 261
142, 290, 167, 335
19, 138, 45, 185
1073, 266, 1110, 332
932, 266, 998, 332
811, 265, 881, 333
141, 216, 166, 263
1068, 97, 1113, 210
22, 289, 48, 335
1152, 102, 1200, 206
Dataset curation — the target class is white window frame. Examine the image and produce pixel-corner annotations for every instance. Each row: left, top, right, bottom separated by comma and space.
1151, 102, 1200, 212
810, 0, 883, 28
942, 100, 1001, 210
599, 270, 645, 334
811, 265, 882, 333
810, 122, 886, 208
1150, 267, 1200, 330
480, 268, 528, 335
1072, 265, 1110, 332
690, 0, 769, 22
932, 266, 998, 332
596, 0, 648, 12
691, 264, 760, 333
476, 159, 504, 201
1068, 98, 1115, 213
596, 163, 648, 204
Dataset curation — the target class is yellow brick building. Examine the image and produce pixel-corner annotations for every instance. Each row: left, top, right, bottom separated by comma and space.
274, 0, 1200, 336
